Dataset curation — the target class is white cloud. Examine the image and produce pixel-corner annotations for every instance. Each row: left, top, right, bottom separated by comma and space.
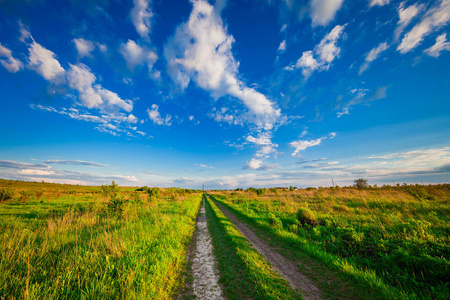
119, 39, 157, 71
291, 50, 320, 77
398, 0, 450, 54
315, 25, 345, 65
425, 33, 450, 57
244, 158, 263, 170
130, 0, 153, 40
286, 24, 345, 77
309, 0, 344, 27
290, 132, 336, 157
73, 38, 95, 58
147, 104, 172, 126
394, 2, 423, 40
164, 0, 281, 130
278, 40, 286, 52
195, 163, 216, 169
359, 42, 389, 74
369, 0, 389, 7
67, 63, 133, 112
0, 43, 23, 73
67, 63, 102, 108
127, 114, 138, 123
28, 41, 65, 84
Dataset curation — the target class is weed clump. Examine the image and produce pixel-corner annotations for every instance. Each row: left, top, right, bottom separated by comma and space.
296, 207, 318, 227
268, 213, 283, 230
0, 188, 14, 202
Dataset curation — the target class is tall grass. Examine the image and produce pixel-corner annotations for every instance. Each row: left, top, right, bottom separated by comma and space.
210, 184, 450, 299
205, 196, 300, 299
0, 180, 201, 299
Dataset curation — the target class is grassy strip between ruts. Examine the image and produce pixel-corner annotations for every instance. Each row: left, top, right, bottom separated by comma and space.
208, 193, 424, 300
204, 195, 301, 300
0, 185, 202, 299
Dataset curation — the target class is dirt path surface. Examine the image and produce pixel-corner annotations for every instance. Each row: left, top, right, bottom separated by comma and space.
191, 199, 225, 299
211, 198, 323, 300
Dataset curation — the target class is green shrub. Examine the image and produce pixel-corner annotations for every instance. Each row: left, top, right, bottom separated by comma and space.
147, 187, 160, 200
0, 188, 14, 202
101, 181, 120, 198
296, 207, 318, 227
267, 213, 283, 229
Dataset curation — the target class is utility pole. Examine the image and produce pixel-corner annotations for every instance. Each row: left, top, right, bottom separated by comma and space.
331, 179, 335, 187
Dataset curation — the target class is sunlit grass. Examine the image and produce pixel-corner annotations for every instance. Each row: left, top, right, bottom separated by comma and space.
210, 184, 450, 299
0, 180, 201, 299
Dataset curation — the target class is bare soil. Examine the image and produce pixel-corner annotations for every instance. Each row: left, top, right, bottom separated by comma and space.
212, 198, 323, 300
191, 199, 225, 299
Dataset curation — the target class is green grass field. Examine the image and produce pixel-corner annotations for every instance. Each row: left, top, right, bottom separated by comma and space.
0, 179, 449, 299
209, 184, 450, 299
0, 179, 201, 299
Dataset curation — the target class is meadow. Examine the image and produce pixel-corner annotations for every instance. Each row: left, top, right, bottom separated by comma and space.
0, 179, 201, 299
209, 184, 450, 299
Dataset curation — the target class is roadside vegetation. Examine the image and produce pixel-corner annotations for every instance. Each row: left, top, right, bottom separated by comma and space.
209, 184, 450, 300
204, 195, 300, 299
0, 179, 201, 299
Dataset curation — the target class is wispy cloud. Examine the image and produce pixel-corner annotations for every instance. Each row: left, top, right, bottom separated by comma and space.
130, 0, 153, 40
425, 33, 450, 57
290, 132, 336, 157
398, 0, 450, 54
195, 163, 216, 169
44, 160, 108, 167
286, 25, 346, 78
0, 43, 23, 73
359, 42, 389, 74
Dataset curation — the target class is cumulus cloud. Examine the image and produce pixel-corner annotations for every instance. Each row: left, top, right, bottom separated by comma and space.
164, 0, 280, 130
369, 0, 389, 7
425, 33, 450, 57
66, 63, 133, 112
28, 41, 65, 84
130, 0, 153, 40
290, 132, 335, 157
127, 114, 138, 123
394, 2, 423, 41
286, 24, 345, 78
398, 0, 450, 54
309, 0, 344, 27
119, 39, 157, 71
359, 42, 389, 74
0, 43, 23, 73
147, 104, 172, 126
67, 63, 102, 108
73, 38, 95, 58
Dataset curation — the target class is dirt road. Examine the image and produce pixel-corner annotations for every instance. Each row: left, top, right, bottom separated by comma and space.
211, 197, 323, 300
191, 199, 225, 299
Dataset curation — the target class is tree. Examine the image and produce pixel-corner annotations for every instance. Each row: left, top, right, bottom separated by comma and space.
354, 178, 368, 188
289, 185, 294, 191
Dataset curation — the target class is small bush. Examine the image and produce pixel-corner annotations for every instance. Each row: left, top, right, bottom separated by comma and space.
101, 181, 120, 198
268, 213, 283, 230
296, 207, 318, 227
0, 188, 14, 202
147, 187, 160, 200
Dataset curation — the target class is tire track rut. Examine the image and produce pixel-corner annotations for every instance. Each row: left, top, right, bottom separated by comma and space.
210, 197, 323, 300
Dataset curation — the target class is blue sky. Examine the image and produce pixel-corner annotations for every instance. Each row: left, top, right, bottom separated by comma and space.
0, 0, 449, 189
